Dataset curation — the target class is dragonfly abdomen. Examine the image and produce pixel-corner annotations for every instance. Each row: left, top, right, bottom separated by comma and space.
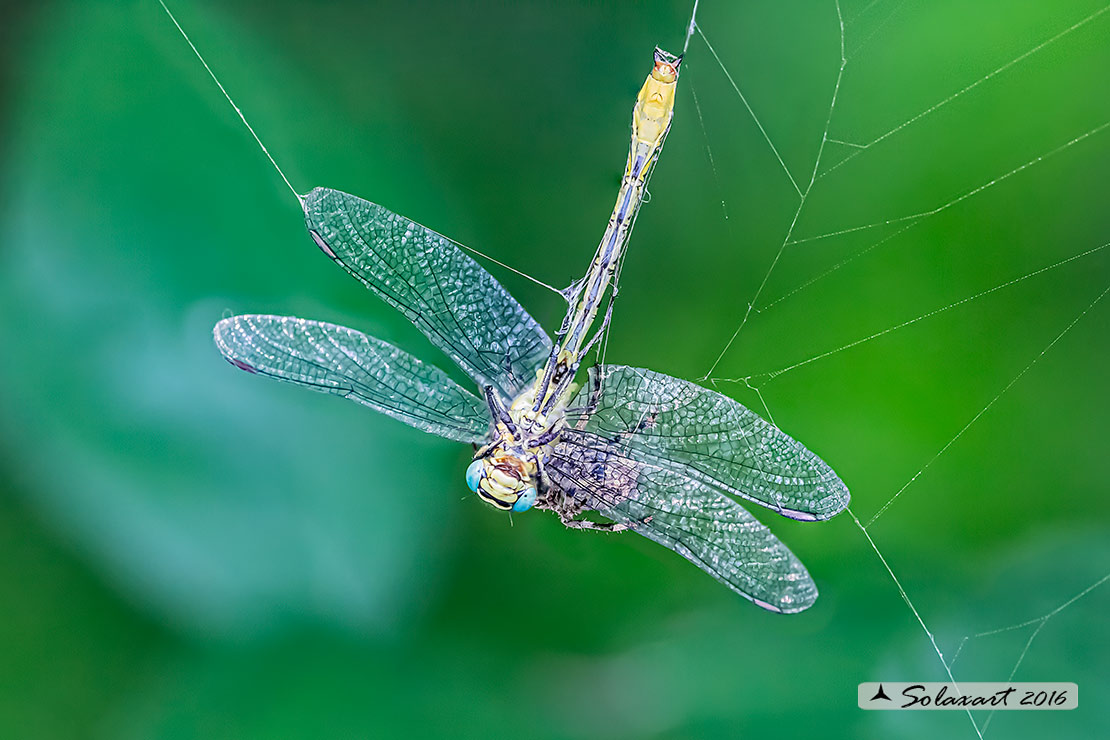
468, 48, 682, 516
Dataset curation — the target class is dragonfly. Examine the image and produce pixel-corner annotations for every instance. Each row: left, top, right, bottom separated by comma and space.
213, 48, 849, 613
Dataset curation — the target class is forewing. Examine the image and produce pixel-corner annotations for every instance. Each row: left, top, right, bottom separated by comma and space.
302, 187, 552, 398
567, 366, 849, 520
548, 435, 818, 613
214, 314, 491, 444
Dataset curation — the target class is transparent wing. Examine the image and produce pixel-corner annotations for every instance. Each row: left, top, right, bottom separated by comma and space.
214, 314, 491, 444
566, 366, 849, 521
547, 436, 818, 613
302, 187, 552, 398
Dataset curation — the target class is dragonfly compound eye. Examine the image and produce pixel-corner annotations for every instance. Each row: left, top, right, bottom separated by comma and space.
512, 485, 537, 513
465, 459, 485, 493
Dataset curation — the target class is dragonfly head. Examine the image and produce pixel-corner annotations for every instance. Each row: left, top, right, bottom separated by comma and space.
465, 453, 537, 513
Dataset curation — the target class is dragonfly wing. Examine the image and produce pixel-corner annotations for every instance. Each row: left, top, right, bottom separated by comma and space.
547, 436, 818, 612
214, 314, 491, 444
566, 366, 849, 521
302, 187, 552, 398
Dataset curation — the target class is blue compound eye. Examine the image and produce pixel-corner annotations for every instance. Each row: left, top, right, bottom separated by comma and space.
465, 459, 484, 493
512, 486, 537, 513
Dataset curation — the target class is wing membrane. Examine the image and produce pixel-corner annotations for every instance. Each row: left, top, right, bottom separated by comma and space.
567, 366, 849, 520
548, 435, 818, 613
214, 314, 491, 443
302, 187, 551, 397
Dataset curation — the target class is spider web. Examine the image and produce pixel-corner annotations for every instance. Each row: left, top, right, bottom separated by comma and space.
158, 1, 1109, 736
684, 2, 1109, 737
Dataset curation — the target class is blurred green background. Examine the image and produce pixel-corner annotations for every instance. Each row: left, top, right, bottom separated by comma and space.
1, 0, 1107, 737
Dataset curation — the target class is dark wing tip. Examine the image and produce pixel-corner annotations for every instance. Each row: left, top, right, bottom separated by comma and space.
308, 228, 338, 259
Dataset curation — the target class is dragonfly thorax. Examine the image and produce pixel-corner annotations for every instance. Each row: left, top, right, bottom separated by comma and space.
510, 385, 555, 435
465, 373, 576, 514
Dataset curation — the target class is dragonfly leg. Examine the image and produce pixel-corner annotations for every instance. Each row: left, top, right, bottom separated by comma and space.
531, 346, 561, 414
483, 386, 519, 438
531, 421, 565, 448
534, 454, 555, 495
564, 364, 606, 419
585, 362, 606, 410
558, 513, 630, 533
473, 439, 499, 460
